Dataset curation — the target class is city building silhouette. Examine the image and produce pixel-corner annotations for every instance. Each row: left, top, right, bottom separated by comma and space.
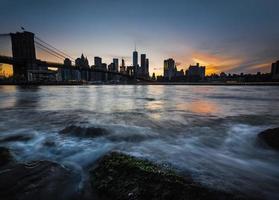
185, 63, 206, 81
271, 60, 279, 80
164, 58, 176, 81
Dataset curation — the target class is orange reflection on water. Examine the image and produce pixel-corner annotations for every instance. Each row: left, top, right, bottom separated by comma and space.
146, 100, 164, 120
176, 100, 219, 115
0, 86, 17, 108
146, 100, 164, 111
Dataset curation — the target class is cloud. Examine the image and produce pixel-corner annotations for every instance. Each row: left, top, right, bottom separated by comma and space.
175, 62, 181, 67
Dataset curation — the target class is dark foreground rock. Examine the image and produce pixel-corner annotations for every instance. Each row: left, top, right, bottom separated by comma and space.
258, 127, 279, 150
90, 152, 247, 200
0, 160, 81, 200
60, 125, 109, 138
0, 134, 33, 143
0, 147, 13, 166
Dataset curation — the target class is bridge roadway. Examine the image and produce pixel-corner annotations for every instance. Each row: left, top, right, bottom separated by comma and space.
0, 55, 143, 80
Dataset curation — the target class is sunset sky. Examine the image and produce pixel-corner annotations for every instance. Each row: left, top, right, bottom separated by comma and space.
0, 0, 279, 76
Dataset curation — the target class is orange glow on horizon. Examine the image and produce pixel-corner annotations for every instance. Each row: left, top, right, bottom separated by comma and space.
0, 64, 13, 77
175, 51, 272, 76
191, 52, 242, 75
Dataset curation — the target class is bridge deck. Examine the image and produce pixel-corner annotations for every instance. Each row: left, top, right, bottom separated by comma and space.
0, 55, 150, 81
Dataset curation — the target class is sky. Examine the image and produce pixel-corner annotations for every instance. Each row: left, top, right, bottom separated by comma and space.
0, 0, 279, 76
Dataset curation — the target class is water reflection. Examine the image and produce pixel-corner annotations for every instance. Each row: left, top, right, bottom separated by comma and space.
0, 85, 41, 109
176, 100, 220, 115
0, 85, 17, 93
0, 86, 17, 108
15, 86, 41, 109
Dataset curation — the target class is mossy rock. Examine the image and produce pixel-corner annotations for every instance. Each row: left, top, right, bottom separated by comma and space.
0, 147, 13, 167
90, 152, 245, 200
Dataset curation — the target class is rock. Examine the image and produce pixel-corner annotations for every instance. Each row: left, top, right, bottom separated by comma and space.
258, 127, 279, 150
0, 147, 13, 166
43, 139, 56, 147
0, 134, 33, 143
59, 125, 109, 138
0, 160, 81, 200
90, 152, 246, 200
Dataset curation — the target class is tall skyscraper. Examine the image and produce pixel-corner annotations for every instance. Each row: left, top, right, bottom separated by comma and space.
146, 58, 149, 77
113, 58, 119, 72
133, 50, 138, 77
120, 58, 126, 73
164, 58, 176, 80
141, 54, 146, 68
141, 54, 146, 76
133, 50, 138, 67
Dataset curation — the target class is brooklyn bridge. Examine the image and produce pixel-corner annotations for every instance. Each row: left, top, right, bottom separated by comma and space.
0, 31, 148, 83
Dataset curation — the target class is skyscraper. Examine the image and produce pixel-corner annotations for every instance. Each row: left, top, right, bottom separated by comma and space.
75, 54, 89, 68
133, 50, 138, 77
146, 58, 149, 78
113, 58, 119, 72
94, 57, 102, 67
271, 60, 279, 80
120, 58, 126, 73
75, 54, 89, 81
92, 57, 103, 82
164, 58, 176, 81
141, 54, 146, 76
133, 51, 138, 67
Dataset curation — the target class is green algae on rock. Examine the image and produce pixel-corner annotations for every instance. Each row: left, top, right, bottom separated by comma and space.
90, 152, 247, 200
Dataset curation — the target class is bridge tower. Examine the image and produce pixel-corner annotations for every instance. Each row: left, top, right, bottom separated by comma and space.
10, 31, 36, 79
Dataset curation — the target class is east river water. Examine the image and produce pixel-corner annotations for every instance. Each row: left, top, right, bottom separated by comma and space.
0, 85, 278, 199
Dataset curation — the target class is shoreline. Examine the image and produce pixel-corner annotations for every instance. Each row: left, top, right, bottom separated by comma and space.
0, 148, 259, 200
138, 82, 279, 86
0, 82, 279, 86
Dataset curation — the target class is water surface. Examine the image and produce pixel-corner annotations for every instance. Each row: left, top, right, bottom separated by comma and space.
0, 85, 279, 199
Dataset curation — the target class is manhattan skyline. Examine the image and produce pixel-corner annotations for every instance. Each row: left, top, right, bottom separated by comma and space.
0, 0, 279, 76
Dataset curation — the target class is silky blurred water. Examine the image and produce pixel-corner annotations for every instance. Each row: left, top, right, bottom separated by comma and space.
0, 85, 279, 199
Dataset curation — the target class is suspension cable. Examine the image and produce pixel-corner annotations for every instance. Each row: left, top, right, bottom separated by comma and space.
35, 43, 65, 60
35, 36, 75, 61
35, 41, 68, 60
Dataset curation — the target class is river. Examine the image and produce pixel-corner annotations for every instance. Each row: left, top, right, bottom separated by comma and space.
0, 85, 278, 199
